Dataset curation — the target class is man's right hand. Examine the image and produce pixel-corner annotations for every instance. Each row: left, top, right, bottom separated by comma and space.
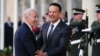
35, 50, 47, 56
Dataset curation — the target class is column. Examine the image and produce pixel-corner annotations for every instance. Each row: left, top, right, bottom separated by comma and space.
64, 0, 67, 11
72, 0, 77, 8
67, 0, 73, 23
30, 0, 35, 9
0, 0, 4, 50
82, 0, 96, 27
82, 0, 96, 56
14, 0, 18, 34
13, 0, 18, 56
21, 0, 25, 22
72, 0, 82, 8
53, 0, 58, 2
96, 0, 100, 4
40, 0, 46, 19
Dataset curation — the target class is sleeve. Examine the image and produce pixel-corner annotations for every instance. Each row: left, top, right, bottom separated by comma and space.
92, 24, 100, 31
37, 30, 43, 50
37, 23, 47, 50
91, 21, 100, 31
69, 22, 81, 27
47, 27, 71, 56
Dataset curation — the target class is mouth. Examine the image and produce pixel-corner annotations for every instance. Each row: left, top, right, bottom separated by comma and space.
49, 16, 55, 18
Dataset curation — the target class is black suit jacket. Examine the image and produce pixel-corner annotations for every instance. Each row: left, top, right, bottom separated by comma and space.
14, 23, 37, 56
37, 20, 71, 56
4, 22, 13, 47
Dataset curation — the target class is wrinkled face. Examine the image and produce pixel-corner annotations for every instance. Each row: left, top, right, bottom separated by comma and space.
96, 13, 100, 20
26, 11, 38, 27
74, 14, 83, 21
48, 6, 61, 23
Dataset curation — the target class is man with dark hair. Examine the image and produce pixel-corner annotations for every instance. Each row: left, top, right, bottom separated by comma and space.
36, 3, 71, 56
49, 3, 62, 12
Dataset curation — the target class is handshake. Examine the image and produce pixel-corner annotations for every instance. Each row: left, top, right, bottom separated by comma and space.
35, 50, 47, 56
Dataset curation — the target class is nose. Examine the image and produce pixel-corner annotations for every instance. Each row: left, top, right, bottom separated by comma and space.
49, 12, 53, 15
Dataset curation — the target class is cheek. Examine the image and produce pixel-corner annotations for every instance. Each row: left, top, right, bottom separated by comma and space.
75, 16, 79, 18
32, 19, 36, 23
98, 14, 100, 17
33, 19, 38, 24
53, 13, 59, 18
96, 14, 100, 18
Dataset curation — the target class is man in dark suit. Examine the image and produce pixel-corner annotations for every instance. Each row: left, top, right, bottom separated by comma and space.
36, 3, 71, 56
4, 17, 13, 48
14, 8, 38, 56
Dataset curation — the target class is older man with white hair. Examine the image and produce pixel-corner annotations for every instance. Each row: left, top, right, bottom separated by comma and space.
14, 8, 38, 56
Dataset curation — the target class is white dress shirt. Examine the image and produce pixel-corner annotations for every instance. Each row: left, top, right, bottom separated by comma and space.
47, 19, 60, 37
25, 21, 32, 31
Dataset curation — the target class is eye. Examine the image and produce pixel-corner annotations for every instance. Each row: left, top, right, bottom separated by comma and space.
49, 11, 51, 13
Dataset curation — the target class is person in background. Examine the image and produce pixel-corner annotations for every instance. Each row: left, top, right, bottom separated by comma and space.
60, 11, 68, 23
89, 4, 100, 56
4, 17, 13, 48
69, 8, 86, 56
39, 13, 50, 31
43, 13, 50, 22
18, 16, 22, 27
14, 8, 38, 56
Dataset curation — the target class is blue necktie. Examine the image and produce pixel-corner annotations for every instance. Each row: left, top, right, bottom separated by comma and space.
48, 24, 54, 39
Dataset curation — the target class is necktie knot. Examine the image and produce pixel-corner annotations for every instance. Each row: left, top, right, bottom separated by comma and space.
51, 24, 54, 29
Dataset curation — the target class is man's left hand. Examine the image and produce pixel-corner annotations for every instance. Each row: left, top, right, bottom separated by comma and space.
35, 50, 47, 56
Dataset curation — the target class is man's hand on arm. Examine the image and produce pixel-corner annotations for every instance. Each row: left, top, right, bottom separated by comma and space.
35, 50, 47, 56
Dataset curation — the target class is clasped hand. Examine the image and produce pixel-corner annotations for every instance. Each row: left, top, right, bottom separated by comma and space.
35, 50, 47, 56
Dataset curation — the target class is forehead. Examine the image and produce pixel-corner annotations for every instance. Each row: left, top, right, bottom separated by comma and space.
49, 6, 59, 11
30, 11, 38, 16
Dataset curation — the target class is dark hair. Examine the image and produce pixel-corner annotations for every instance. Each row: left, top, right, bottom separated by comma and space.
49, 3, 62, 12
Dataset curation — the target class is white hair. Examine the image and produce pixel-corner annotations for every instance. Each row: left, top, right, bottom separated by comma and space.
24, 8, 36, 17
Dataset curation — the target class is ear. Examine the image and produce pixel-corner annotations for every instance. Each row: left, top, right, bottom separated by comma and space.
25, 15, 29, 20
59, 13, 62, 17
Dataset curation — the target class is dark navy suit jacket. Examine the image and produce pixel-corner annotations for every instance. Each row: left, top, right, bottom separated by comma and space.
37, 20, 71, 56
4, 22, 13, 47
14, 23, 37, 56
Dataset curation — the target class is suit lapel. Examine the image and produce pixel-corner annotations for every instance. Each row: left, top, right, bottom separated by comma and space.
43, 23, 50, 43
48, 21, 63, 42
23, 23, 36, 40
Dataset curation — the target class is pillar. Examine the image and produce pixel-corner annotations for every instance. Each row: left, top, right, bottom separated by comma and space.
21, 0, 25, 22
30, 0, 35, 9
82, 0, 96, 27
67, 0, 73, 23
82, 0, 96, 56
13, 0, 18, 33
40, 0, 46, 19
53, 0, 58, 2
0, 0, 5, 50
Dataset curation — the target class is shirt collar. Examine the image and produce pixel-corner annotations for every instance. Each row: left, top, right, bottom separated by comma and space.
25, 21, 32, 31
51, 19, 60, 27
